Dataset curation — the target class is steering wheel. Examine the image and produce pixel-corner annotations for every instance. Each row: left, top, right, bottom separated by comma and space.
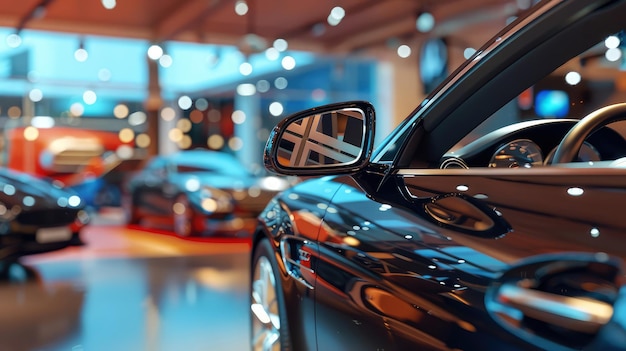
551, 103, 626, 164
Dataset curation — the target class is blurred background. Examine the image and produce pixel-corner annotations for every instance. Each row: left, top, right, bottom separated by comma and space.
0, 1, 544, 350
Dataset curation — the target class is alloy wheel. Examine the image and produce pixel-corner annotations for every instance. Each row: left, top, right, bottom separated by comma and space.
251, 255, 282, 351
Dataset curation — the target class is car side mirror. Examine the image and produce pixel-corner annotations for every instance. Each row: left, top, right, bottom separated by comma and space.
264, 101, 376, 176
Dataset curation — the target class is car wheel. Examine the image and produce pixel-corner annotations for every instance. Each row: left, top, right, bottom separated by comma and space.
173, 194, 195, 237
250, 238, 291, 351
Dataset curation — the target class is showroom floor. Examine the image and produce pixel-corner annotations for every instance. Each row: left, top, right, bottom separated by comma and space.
0, 210, 252, 351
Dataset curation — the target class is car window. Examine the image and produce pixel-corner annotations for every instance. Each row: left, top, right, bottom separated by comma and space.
441, 26, 626, 169
378, 0, 626, 170
454, 31, 626, 150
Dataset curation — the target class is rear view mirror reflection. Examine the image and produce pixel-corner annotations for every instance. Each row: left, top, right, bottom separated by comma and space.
276, 108, 365, 168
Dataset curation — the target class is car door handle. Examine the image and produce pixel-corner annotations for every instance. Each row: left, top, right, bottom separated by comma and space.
496, 281, 613, 334
486, 253, 622, 350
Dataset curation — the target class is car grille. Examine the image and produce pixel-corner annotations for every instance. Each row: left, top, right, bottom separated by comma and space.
16, 208, 78, 227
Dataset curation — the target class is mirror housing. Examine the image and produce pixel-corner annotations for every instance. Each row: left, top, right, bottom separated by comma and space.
264, 101, 376, 176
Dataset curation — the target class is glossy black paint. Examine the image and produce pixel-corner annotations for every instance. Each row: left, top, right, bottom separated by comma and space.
252, 0, 626, 350
0, 167, 88, 263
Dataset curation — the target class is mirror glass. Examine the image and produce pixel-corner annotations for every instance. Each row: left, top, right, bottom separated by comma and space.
276, 107, 366, 168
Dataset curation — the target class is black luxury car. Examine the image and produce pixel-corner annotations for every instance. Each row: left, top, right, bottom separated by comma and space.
251, 0, 626, 350
0, 167, 89, 267
124, 149, 292, 237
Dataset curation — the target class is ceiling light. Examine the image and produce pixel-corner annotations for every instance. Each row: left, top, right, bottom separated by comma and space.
606, 48, 622, 62
235, 0, 249, 16
463, 48, 477, 59
6, 33, 22, 48
178, 96, 193, 110
74, 39, 88, 62
416, 12, 435, 32
147, 44, 164, 60
565, 71, 581, 85
101, 0, 116, 10
269, 102, 284, 116
239, 61, 253, 76
29, 89, 43, 102
281, 56, 296, 70
74, 48, 88, 62
83, 90, 97, 105
265, 47, 280, 61
256, 80, 270, 93
327, 7, 345, 27
330, 6, 345, 21
567, 187, 584, 196
237, 83, 256, 96
605, 35, 621, 49
274, 77, 288, 89
397, 45, 411, 58
159, 54, 173, 68
273, 38, 288, 52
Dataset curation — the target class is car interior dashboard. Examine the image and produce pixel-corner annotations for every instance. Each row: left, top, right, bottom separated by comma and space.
439, 118, 626, 169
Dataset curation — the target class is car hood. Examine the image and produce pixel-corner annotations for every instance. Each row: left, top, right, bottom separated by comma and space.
0, 168, 81, 209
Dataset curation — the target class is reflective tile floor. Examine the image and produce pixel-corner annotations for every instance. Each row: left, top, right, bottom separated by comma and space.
1, 211, 251, 351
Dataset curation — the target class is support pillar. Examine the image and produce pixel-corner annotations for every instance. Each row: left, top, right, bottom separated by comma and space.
145, 56, 162, 157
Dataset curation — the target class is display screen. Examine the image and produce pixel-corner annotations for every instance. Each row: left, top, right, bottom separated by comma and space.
535, 89, 569, 118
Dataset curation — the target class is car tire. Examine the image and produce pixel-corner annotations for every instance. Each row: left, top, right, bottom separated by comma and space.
250, 238, 291, 351
173, 194, 196, 237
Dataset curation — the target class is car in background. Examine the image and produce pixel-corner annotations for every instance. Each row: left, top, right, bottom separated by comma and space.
3, 125, 140, 211
124, 149, 293, 237
0, 167, 89, 266
251, 0, 626, 350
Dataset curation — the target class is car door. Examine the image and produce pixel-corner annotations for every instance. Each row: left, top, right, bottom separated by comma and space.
313, 0, 626, 349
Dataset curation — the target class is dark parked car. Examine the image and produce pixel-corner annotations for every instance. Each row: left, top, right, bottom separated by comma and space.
0, 167, 89, 267
124, 149, 292, 237
251, 0, 626, 350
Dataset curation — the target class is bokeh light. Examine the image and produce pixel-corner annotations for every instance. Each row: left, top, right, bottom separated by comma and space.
118, 128, 135, 143
114, 104, 129, 119
161, 107, 176, 121
136, 133, 151, 148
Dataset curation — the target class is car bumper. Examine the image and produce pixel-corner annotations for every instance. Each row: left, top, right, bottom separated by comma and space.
0, 226, 79, 260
